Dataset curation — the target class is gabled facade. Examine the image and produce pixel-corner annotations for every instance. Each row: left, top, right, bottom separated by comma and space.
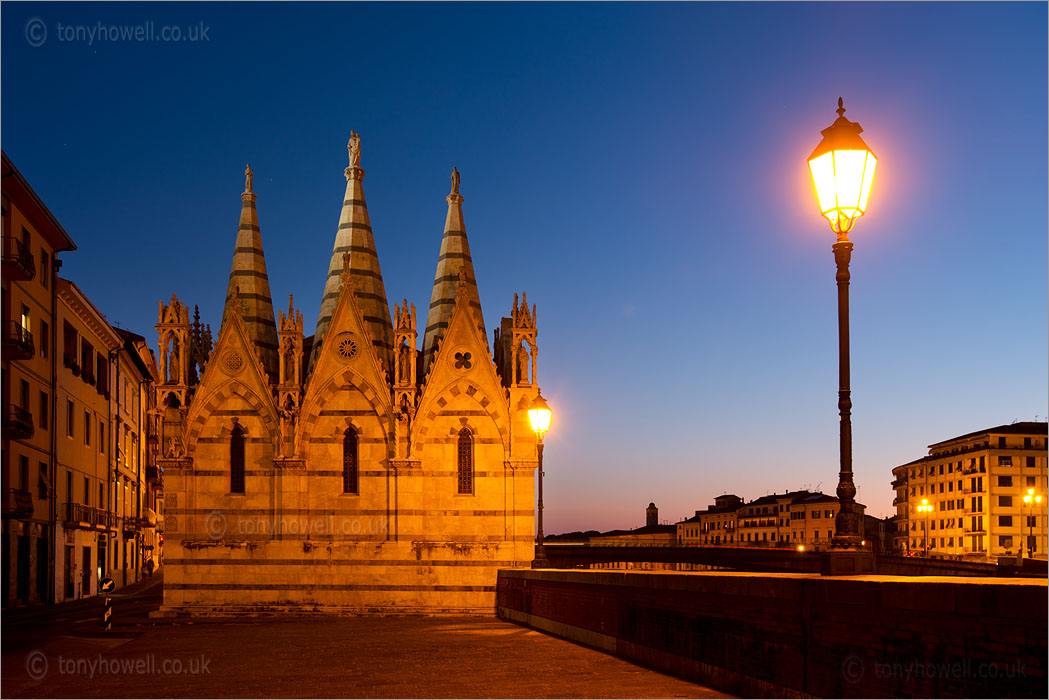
159, 138, 542, 614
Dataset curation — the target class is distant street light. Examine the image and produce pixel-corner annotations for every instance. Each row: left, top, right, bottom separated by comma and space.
917, 499, 934, 558
808, 97, 878, 551
528, 391, 552, 568
1022, 488, 1043, 559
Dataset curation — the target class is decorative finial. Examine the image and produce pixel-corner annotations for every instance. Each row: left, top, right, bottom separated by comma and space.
347, 130, 361, 168
245, 164, 253, 194
288, 293, 294, 314
450, 166, 460, 195
836, 97, 846, 119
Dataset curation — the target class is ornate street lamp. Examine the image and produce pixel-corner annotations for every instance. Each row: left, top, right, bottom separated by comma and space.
917, 499, 933, 557
808, 97, 877, 551
528, 391, 552, 568
1022, 488, 1042, 559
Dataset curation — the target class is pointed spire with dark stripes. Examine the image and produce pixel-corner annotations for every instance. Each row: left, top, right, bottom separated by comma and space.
222, 164, 280, 380
421, 166, 486, 375
309, 131, 394, 373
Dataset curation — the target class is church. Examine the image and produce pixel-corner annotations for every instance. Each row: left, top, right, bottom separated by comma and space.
155, 133, 543, 614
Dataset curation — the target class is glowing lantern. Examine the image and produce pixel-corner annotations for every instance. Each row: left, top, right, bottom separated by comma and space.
808, 98, 877, 235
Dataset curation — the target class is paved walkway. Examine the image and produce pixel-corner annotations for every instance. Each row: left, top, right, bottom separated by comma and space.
3, 582, 728, 699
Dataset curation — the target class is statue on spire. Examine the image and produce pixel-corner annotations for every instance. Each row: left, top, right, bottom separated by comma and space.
450, 166, 460, 195
244, 164, 253, 194
347, 131, 361, 167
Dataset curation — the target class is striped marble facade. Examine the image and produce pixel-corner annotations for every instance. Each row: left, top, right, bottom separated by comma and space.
155, 137, 544, 615
309, 165, 394, 374
222, 178, 279, 379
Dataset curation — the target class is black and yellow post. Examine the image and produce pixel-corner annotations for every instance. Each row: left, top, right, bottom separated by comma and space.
103, 597, 112, 631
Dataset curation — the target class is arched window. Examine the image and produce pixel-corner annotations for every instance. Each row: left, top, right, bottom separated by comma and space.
457, 428, 473, 494
230, 426, 245, 493
343, 428, 358, 494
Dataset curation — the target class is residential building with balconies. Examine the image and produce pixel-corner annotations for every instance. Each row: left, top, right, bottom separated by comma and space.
891, 422, 1048, 562
113, 328, 159, 587
2, 152, 77, 608
55, 278, 123, 601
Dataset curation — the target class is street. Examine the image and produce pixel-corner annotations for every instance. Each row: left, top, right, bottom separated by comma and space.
1, 575, 728, 698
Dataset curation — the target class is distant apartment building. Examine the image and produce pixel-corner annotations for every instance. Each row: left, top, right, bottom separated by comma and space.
678, 494, 742, 545
2, 153, 77, 607
680, 491, 866, 552
892, 422, 1047, 561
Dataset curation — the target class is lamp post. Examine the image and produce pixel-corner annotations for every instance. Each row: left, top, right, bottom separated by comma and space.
1022, 488, 1043, 560
528, 391, 552, 568
917, 499, 933, 557
808, 97, 877, 551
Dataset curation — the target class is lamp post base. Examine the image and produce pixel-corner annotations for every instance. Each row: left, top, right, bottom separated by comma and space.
531, 544, 550, 569
822, 549, 875, 576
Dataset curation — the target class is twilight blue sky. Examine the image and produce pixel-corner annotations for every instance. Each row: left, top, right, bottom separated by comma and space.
3, 2, 1046, 531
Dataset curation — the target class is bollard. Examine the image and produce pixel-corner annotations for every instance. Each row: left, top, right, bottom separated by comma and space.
103, 596, 112, 631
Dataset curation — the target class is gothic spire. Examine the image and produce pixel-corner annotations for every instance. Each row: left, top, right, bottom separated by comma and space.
421, 167, 486, 374
221, 164, 279, 379
309, 131, 394, 373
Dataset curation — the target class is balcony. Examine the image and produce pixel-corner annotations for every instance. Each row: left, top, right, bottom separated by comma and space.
1, 236, 36, 281
3, 404, 34, 440
2, 322, 35, 361
63, 502, 101, 529
2, 489, 34, 519
146, 465, 161, 484
892, 496, 907, 506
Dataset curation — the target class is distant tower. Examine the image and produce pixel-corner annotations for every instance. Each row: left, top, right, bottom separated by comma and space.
646, 502, 658, 528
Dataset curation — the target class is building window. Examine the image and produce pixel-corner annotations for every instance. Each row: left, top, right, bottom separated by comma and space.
999, 495, 1013, 508
999, 456, 1012, 468
39, 391, 48, 430
40, 320, 48, 358
999, 516, 1013, 527
1024, 437, 1032, 449
40, 250, 49, 288
99, 421, 105, 453
1027, 476, 1036, 487
1027, 457, 1036, 469
998, 475, 1012, 487
342, 428, 359, 494
939, 464, 944, 475
998, 437, 1007, 448
999, 535, 1013, 549
39, 462, 49, 499
66, 400, 74, 437
457, 428, 473, 495
84, 411, 91, 445
1027, 515, 1037, 528
83, 477, 90, 505
230, 426, 245, 493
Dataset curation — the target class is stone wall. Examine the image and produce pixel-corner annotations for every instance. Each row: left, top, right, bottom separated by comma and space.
497, 569, 1047, 698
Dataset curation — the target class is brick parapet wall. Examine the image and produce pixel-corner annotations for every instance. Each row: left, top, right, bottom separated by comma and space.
497, 570, 1047, 698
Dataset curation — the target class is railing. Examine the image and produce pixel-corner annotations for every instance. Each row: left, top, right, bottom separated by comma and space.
63, 502, 100, 528
1, 236, 36, 280
2, 322, 35, 360
3, 404, 34, 440
2, 489, 34, 519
